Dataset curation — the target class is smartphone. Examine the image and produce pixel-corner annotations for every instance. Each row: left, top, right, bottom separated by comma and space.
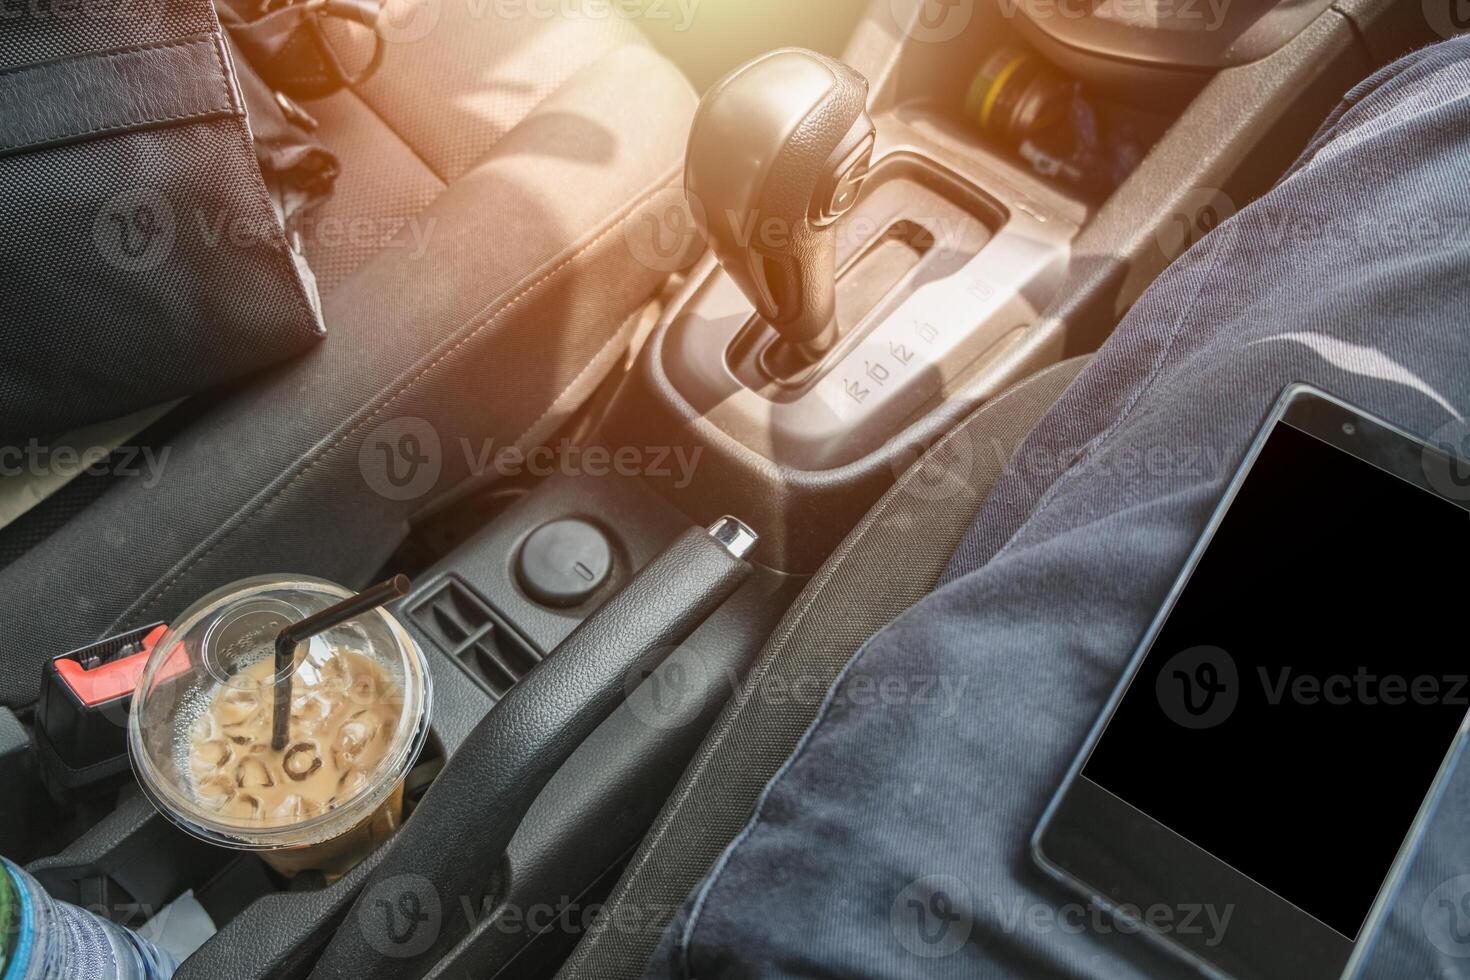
1033, 384, 1470, 980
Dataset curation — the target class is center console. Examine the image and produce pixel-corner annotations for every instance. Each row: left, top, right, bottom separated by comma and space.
627, 92, 1086, 569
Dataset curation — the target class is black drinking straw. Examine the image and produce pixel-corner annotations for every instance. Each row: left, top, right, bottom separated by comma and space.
271, 575, 411, 751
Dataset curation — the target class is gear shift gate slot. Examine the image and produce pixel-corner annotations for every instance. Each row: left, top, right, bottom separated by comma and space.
663, 110, 1082, 471
732, 157, 998, 394
759, 219, 935, 385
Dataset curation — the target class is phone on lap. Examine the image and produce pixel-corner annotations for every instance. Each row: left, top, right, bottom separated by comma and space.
1034, 384, 1470, 979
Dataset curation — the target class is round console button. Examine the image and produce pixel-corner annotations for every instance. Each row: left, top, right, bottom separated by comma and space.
515, 519, 613, 608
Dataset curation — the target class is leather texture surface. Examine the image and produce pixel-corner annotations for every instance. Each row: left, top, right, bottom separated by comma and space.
0, 37, 235, 155
685, 48, 870, 348
755, 52, 870, 347
0, 10, 699, 710
559, 357, 1094, 980
311, 527, 749, 979
0, 4, 219, 71
180, 836, 392, 979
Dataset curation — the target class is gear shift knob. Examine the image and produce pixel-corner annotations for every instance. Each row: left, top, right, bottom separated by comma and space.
686, 49, 875, 360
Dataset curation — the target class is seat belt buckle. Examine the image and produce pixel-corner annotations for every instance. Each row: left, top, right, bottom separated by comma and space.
33, 623, 172, 802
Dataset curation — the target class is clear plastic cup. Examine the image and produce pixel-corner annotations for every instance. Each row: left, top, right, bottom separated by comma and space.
128, 575, 432, 877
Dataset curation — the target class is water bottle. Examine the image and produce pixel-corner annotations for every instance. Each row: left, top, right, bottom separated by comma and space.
0, 857, 177, 980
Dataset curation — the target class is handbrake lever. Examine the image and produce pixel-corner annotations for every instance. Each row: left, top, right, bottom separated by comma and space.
310, 518, 758, 979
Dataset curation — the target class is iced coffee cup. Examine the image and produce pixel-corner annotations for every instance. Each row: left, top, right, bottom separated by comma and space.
128, 575, 432, 877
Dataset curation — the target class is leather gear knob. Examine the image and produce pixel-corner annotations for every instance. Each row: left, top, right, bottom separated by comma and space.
686, 48, 875, 358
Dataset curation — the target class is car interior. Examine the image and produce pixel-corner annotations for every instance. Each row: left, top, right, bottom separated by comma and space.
0, 0, 1452, 977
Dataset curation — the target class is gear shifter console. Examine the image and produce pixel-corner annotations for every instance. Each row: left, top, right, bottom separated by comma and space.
643, 49, 1084, 552
686, 48, 875, 361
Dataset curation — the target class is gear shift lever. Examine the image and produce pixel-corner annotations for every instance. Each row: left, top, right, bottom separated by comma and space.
686, 49, 875, 361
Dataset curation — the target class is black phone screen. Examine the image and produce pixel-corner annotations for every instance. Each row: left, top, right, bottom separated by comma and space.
1082, 419, 1470, 941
